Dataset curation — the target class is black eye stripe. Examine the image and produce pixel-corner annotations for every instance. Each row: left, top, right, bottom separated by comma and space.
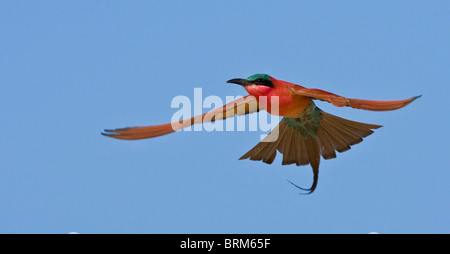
252, 78, 273, 88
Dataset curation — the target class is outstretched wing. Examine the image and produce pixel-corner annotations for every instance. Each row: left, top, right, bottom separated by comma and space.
291, 86, 421, 111
102, 95, 259, 140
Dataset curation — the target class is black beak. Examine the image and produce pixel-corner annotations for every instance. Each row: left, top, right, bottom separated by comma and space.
226, 78, 249, 87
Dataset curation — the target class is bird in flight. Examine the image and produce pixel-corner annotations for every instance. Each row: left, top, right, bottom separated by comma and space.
102, 74, 420, 194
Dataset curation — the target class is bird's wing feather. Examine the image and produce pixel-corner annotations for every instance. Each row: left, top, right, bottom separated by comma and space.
102, 95, 259, 140
291, 86, 420, 111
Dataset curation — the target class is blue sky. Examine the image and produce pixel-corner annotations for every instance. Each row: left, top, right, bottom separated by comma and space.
1, 1, 449, 233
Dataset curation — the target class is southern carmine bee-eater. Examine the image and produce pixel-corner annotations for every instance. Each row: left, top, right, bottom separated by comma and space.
102, 74, 420, 194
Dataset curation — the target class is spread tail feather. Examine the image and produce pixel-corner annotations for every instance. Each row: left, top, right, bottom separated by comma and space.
239, 110, 382, 194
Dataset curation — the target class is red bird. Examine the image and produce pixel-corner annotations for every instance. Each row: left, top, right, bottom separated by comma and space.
103, 74, 420, 194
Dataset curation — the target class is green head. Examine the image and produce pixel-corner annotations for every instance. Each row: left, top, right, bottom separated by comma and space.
247, 73, 270, 82
227, 73, 273, 88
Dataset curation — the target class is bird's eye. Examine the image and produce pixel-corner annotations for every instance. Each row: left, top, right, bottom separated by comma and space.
256, 78, 263, 83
